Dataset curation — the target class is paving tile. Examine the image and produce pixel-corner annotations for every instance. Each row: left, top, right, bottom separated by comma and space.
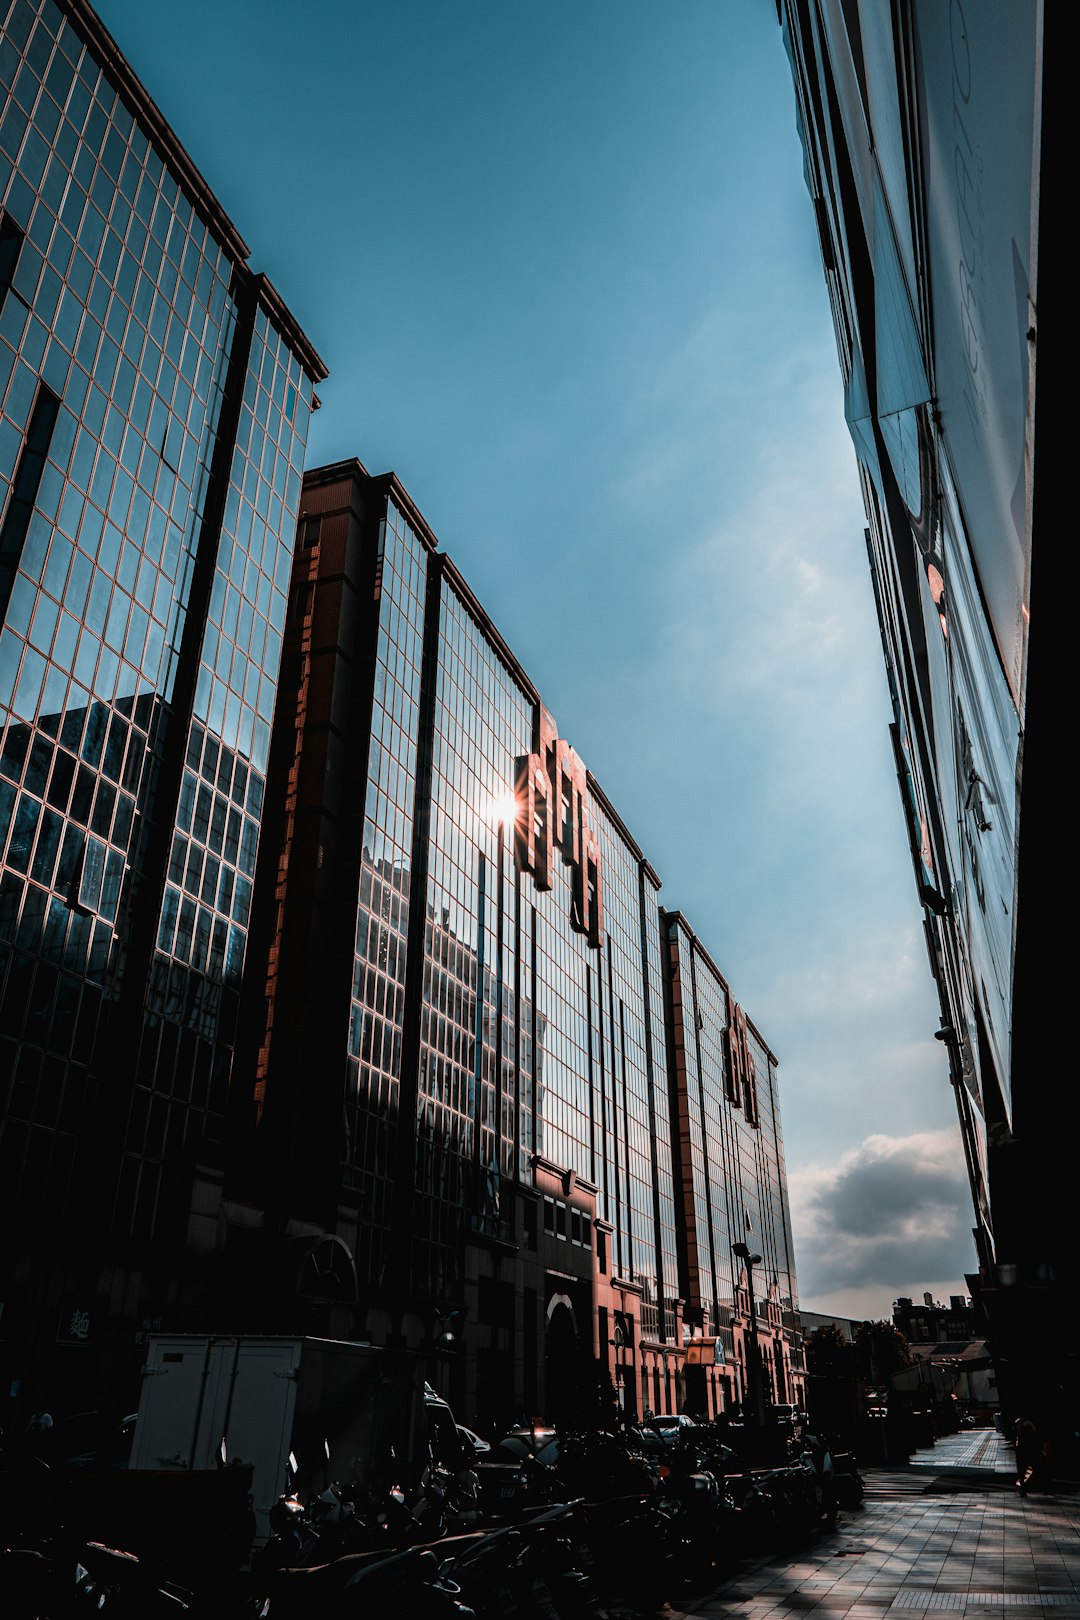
680, 1431, 1080, 1620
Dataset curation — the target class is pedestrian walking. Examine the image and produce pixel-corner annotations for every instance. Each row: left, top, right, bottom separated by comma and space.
1013, 1414, 1041, 1494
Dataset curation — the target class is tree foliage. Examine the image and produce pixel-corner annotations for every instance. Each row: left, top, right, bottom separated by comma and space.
854, 1319, 912, 1380
806, 1324, 854, 1378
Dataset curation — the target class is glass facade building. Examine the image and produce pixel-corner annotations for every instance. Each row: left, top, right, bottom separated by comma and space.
0, 0, 324, 1406
664, 912, 800, 1418
245, 460, 803, 1427
778, 1, 1065, 1431
1, 0, 805, 1427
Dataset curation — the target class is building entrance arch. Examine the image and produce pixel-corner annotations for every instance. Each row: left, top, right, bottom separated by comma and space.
545, 1292, 586, 1426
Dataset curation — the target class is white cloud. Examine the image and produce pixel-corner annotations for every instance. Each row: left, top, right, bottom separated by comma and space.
790, 1129, 977, 1319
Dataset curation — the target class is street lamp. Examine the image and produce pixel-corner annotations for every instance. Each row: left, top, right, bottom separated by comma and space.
733, 1242, 767, 1428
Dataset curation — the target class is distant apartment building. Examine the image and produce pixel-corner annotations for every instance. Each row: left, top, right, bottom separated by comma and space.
777, 1, 1064, 1426
0, 0, 324, 1406
893, 1296, 997, 1415
893, 1295, 976, 1347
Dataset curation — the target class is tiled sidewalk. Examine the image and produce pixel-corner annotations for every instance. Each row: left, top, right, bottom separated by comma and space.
909, 1429, 1015, 1475
671, 1430, 1080, 1620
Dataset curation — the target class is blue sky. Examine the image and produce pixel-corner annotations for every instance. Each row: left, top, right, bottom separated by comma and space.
92, 0, 976, 1317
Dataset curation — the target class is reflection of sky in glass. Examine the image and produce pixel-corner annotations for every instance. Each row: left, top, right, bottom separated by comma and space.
0, 0, 318, 1239
399, 553, 681, 1327
667, 914, 799, 1354
343, 497, 427, 1287
192, 309, 311, 774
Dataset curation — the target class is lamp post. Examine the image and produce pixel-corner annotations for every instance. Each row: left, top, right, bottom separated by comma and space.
733, 1241, 767, 1428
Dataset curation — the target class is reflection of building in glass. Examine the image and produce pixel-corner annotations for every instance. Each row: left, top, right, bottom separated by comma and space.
0, 0, 324, 1405
243, 459, 805, 1425
778, 2, 1064, 1428
2, 0, 808, 1427
664, 913, 800, 1418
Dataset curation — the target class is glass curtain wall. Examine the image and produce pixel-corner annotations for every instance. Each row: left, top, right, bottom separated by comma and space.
415, 575, 533, 1300
344, 493, 427, 1291
0, 0, 321, 1253
664, 913, 799, 1375
327, 474, 678, 1337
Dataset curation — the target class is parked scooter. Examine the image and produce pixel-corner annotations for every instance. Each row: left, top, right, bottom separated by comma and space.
569, 1491, 684, 1614
797, 1431, 839, 1525
409, 1457, 484, 1541
255, 1490, 325, 1572
657, 1445, 738, 1586
0, 1540, 196, 1616
831, 1447, 865, 1509
438, 1505, 602, 1620
750, 1461, 822, 1545
0, 1545, 60, 1620
530, 1427, 660, 1506
69, 1543, 193, 1615
258, 1543, 476, 1619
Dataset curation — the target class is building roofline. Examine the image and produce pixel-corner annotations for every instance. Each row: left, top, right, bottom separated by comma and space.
63, 1, 326, 382
255, 277, 328, 384
440, 555, 542, 704
587, 771, 663, 889
319, 465, 542, 705
62, 0, 250, 261
371, 472, 441, 556
664, 908, 730, 992
662, 907, 778, 1064
300, 458, 370, 493
302, 459, 666, 879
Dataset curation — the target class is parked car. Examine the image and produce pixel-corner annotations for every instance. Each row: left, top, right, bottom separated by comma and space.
646, 1414, 697, 1435
455, 1425, 491, 1458
473, 1426, 560, 1519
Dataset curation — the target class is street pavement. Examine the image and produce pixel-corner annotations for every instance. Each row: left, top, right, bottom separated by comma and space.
669, 1429, 1080, 1620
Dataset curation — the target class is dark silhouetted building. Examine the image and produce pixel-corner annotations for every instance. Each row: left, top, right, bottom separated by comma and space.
778, 1, 1067, 1432
893, 1293, 976, 1346
0, 0, 324, 1409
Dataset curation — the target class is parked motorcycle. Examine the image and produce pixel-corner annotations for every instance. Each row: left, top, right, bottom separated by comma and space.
259, 1543, 476, 1619
254, 1490, 325, 1572
831, 1447, 866, 1509
438, 1505, 602, 1619
750, 1462, 822, 1546
69, 1542, 193, 1615
543, 1428, 660, 1503
797, 1431, 839, 1526
0, 1545, 59, 1620
0, 1539, 196, 1617
408, 1458, 483, 1541
569, 1492, 683, 1613
658, 1447, 738, 1585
